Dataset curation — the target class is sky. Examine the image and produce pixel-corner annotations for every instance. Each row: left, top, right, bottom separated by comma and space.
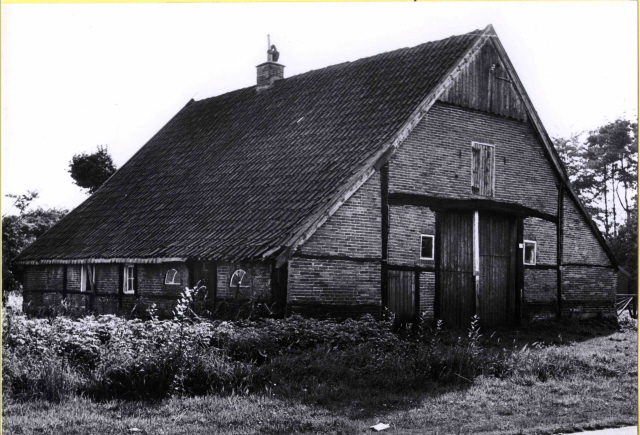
1, 2, 638, 215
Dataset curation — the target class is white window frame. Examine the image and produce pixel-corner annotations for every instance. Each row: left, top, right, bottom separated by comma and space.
164, 268, 181, 285
80, 265, 95, 292
230, 269, 251, 288
420, 234, 435, 260
523, 240, 537, 266
123, 264, 136, 294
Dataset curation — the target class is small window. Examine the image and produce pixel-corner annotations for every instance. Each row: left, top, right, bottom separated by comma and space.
165, 268, 181, 285
471, 142, 495, 197
80, 265, 95, 292
124, 264, 136, 294
230, 269, 251, 288
523, 240, 537, 265
420, 235, 435, 260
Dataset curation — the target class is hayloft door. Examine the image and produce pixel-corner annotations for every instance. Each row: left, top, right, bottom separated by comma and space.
437, 211, 475, 328
388, 270, 415, 324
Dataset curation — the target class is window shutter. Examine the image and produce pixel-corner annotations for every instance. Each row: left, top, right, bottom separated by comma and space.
471, 144, 481, 193
471, 142, 495, 197
483, 145, 494, 197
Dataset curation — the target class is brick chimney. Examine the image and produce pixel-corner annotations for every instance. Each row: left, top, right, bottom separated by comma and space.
257, 39, 284, 91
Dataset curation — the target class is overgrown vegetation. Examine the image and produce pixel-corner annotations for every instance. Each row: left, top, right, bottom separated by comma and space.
3, 291, 636, 434
2, 290, 632, 406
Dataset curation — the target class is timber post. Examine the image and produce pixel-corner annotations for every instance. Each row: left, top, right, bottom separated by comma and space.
380, 164, 389, 317
557, 184, 564, 318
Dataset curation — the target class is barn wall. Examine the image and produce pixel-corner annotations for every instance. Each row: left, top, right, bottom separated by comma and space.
288, 258, 381, 317
216, 261, 271, 302
562, 267, 617, 318
562, 196, 611, 266
388, 102, 559, 216
388, 205, 435, 267
291, 173, 382, 317
523, 269, 557, 321
299, 172, 381, 258
523, 217, 557, 265
22, 262, 194, 317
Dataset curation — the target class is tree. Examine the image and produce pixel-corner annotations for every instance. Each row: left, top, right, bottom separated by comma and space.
68, 145, 117, 194
2, 191, 67, 304
554, 119, 637, 239
554, 118, 638, 289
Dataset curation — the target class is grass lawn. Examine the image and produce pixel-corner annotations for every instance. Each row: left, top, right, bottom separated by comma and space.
3, 312, 637, 435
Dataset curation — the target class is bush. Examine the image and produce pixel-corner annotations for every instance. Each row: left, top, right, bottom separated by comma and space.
2, 306, 625, 404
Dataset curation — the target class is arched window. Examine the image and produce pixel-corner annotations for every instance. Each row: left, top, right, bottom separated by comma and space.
165, 268, 181, 285
230, 269, 251, 288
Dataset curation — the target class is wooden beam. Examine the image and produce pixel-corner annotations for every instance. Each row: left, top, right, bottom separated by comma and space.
563, 263, 616, 269
62, 265, 68, 300
516, 217, 524, 324
414, 268, 420, 321
118, 263, 124, 309
557, 185, 564, 319
387, 264, 436, 273
525, 264, 559, 270
381, 164, 390, 312
388, 193, 557, 223
473, 211, 480, 315
292, 253, 381, 263
434, 211, 441, 320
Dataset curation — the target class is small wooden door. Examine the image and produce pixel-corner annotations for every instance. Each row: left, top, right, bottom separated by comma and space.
271, 263, 288, 312
478, 213, 517, 327
388, 270, 415, 324
438, 211, 475, 328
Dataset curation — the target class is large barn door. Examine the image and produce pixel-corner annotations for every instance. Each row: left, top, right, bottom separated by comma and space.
438, 211, 475, 328
478, 213, 517, 327
388, 270, 415, 324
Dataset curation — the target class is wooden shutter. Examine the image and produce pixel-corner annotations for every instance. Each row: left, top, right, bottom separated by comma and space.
471, 142, 495, 197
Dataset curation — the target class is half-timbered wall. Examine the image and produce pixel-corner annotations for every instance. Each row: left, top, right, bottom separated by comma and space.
522, 217, 558, 320
289, 173, 382, 317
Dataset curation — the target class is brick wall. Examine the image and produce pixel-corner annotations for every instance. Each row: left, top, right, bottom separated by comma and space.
562, 266, 617, 318
388, 102, 559, 216
288, 258, 381, 314
299, 173, 381, 258
388, 205, 435, 267
291, 172, 382, 317
523, 269, 557, 321
523, 217, 557, 265
562, 195, 611, 265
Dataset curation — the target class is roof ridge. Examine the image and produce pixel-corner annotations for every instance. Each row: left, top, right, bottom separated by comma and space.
194, 28, 485, 104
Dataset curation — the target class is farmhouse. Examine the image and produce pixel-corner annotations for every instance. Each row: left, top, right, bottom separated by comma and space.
16, 25, 618, 327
